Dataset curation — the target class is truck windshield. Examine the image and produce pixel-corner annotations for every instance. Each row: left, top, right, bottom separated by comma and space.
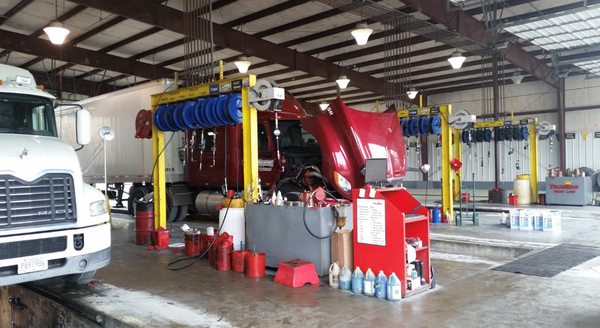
0, 93, 57, 137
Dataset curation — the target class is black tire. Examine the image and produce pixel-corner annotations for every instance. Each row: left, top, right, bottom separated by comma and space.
174, 205, 189, 222
128, 185, 149, 216
166, 191, 178, 222
66, 270, 97, 284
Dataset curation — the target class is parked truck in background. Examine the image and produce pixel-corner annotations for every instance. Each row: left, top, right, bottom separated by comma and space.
0, 64, 111, 286
59, 80, 406, 220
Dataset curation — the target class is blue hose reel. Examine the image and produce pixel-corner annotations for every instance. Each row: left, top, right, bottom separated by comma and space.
461, 128, 493, 144
429, 116, 441, 135
400, 115, 441, 137
154, 93, 244, 132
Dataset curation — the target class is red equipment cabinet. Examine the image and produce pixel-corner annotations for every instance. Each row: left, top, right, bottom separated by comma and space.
352, 187, 431, 298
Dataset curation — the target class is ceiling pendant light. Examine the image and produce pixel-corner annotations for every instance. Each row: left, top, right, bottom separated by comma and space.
351, 23, 373, 46
234, 56, 251, 73
336, 75, 350, 89
319, 101, 329, 111
447, 50, 466, 69
406, 88, 418, 100
44, 0, 70, 45
511, 72, 524, 84
44, 21, 70, 45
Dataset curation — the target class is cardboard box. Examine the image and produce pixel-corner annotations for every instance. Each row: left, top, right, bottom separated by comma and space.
519, 210, 533, 230
543, 210, 562, 232
509, 209, 520, 229
331, 230, 353, 269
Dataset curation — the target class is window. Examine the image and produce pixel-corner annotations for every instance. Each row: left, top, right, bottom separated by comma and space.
0, 93, 56, 136
272, 120, 317, 149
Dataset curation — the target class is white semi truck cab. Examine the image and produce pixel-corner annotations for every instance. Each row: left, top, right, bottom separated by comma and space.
0, 64, 111, 285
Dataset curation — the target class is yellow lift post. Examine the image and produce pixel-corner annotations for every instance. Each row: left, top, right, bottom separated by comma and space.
150, 74, 258, 228
397, 104, 454, 223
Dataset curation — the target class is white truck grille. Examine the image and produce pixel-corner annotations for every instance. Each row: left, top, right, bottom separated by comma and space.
0, 174, 77, 227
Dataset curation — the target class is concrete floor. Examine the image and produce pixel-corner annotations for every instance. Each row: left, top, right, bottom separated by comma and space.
21, 203, 600, 328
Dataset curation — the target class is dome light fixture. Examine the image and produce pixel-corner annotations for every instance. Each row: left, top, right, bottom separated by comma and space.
336, 75, 350, 89
447, 50, 466, 69
351, 23, 373, 46
234, 56, 251, 73
44, 21, 70, 45
406, 88, 418, 100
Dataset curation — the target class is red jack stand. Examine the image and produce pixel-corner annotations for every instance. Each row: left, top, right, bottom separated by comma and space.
274, 259, 320, 288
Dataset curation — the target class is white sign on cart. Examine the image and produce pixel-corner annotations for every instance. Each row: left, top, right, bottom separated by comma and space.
356, 198, 386, 246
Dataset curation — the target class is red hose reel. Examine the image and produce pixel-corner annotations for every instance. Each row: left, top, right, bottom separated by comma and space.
135, 109, 152, 139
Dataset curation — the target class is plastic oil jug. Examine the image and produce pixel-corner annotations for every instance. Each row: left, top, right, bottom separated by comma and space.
351, 266, 364, 294
387, 272, 402, 301
363, 268, 375, 296
375, 270, 387, 299
339, 265, 352, 290
329, 262, 340, 288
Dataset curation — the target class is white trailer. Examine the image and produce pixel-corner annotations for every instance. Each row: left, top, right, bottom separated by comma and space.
56, 81, 191, 221
0, 64, 110, 286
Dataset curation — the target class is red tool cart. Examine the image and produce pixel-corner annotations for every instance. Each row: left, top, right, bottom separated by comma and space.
352, 187, 432, 298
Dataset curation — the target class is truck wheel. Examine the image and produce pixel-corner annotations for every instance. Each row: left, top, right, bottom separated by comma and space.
128, 186, 149, 216
174, 205, 189, 222
66, 270, 97, 284
166, 192, 189, 222
167, 204, 178, 222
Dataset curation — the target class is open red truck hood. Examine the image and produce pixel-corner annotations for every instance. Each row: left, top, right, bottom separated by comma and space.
301, 97, 406, 198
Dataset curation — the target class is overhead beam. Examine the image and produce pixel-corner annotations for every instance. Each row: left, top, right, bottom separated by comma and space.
32, 72, 122, 96
0, 0, 34, 26
0, 29, 175, 81
68, 0, 390, 95
401, 0, 559, 88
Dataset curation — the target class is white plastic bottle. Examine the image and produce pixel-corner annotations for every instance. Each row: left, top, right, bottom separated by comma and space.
375, 270, 387, 299
275, 191, 284, 205
329, 262, 340, 288
363, 268, 375, 296
387, 272, 402, 301
339, 265, 352, 290
351, 266, 364, 294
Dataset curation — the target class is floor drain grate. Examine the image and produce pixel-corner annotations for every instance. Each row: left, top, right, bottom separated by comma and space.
492, 243, 600, 277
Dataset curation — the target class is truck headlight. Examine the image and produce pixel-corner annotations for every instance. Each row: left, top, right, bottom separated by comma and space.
334, 172, 352, 193
89, 199, 108, 216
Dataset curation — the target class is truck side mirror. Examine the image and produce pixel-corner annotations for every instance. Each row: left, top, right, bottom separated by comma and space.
76, 109, 91, 145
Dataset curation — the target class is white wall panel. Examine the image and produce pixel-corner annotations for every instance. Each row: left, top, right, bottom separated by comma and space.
564, 130, 600, 171
565, 75, 600, 108
429, 80, 557, 116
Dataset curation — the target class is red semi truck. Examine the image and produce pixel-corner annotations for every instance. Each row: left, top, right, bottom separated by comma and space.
185, 93, 407, 215
61, 81, 406, 219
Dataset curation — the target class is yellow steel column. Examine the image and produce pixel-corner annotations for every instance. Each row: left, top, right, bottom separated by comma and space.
453, 129, 462, 202
219, 60, 224, 80
242, 78, 258, 201
529, 119, 539, 203
440, 104, 454, 223
151, 96, 167, 229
